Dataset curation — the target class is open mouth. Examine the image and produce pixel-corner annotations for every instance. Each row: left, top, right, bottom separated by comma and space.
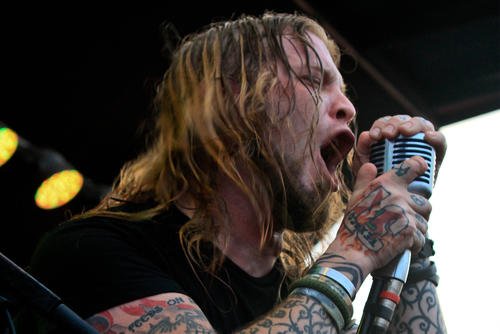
320, 130, 355, 173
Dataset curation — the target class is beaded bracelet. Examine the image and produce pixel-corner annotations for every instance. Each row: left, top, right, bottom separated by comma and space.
288, 274, 353, 324
290, 287, 345, 332
308, 266, 356, 299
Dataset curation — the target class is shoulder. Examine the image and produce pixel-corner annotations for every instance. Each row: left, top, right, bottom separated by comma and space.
32, 204, 187, 263
27, 206, 191, 319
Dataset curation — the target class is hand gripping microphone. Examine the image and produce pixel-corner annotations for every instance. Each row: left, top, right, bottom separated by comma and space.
357, 132, 436, 334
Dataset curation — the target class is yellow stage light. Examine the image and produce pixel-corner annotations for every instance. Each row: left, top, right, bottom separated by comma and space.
0, 126, 19, 167
34, 169, 84, 210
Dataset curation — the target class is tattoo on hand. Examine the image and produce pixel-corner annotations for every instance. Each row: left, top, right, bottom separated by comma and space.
414, 213, 427, 226
410, 194, 426, 207
395, 163, 410, 177
342, 184, 409, 252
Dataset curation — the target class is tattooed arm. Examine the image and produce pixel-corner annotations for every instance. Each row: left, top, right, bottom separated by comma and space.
86, 293, 214, 334
387, 258, 447, 334
86, 291, 358, 334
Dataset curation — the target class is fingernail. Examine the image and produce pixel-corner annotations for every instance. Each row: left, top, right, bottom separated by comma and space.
370, 127, 381, 138
384, 124, 395, 134
403, 121, 413, 128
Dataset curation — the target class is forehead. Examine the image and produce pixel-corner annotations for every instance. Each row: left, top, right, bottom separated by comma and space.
281, 31, 338, 75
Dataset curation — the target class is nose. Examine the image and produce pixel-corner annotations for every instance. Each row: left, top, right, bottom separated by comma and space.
329, 90, 356, 125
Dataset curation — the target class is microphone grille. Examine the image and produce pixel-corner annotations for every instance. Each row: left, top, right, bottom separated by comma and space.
369, 133, 436, 198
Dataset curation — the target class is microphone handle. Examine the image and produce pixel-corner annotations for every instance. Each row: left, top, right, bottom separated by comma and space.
357, 250, 411, 334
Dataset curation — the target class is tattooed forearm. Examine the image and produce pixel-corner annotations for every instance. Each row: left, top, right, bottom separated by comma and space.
239, 293, 339, 334
316, 254, 364, 290
388, 280, 447, 334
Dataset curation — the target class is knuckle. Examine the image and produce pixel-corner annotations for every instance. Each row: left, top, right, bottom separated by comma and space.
410, 155, 428, 172
415, 116, 434, 129
396, 114, 411, 121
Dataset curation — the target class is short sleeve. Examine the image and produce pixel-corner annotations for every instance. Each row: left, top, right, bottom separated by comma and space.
29, 219, 185, 319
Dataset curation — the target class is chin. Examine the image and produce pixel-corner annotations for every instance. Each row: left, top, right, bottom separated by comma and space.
279, 184, 333, 233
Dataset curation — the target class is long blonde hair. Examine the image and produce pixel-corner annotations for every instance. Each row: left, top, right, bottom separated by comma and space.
80, 12, 353, 278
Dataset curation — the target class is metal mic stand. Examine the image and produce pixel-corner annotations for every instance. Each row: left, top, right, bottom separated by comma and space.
357, 250, 411, 334
0, 252, 98, 334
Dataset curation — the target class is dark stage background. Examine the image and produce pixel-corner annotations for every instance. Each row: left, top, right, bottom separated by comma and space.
2, 1, 499, 267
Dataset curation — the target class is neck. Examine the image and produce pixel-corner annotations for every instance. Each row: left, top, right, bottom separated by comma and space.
176, 173, 282, 278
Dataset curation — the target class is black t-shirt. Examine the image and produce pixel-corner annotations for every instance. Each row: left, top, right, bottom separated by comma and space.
24, 204, 288, 333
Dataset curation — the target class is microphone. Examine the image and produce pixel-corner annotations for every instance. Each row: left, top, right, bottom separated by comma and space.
357, 133, 436, 334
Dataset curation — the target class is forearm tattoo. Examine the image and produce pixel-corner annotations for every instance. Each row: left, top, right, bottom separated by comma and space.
341, 184, 409, 253
240, 293, 339, 334
388, 280, 447, 334
316, 254, 364, 290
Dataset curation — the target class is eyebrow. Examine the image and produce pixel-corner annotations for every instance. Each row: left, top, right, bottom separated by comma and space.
308, 64, 345, 88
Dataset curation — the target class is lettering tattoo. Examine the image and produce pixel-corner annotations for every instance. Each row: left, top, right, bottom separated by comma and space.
388, 280, 447, 334
343, 185, 409, 252
127, 306, 163, 332
395, 163, 410, 177
410, 194, 426, 207
87, 296, 213, 334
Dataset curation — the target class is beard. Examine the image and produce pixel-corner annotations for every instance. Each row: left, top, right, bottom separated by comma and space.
268, 156, 335, 233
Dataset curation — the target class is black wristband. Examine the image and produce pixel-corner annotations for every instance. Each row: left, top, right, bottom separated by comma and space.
407, 261, 439, 286
416, 237, 435, 259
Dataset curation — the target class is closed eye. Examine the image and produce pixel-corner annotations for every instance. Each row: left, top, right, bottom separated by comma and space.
301, 76, 322, 88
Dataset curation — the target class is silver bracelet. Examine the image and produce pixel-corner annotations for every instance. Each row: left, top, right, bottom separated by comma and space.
308, 266, 356, 299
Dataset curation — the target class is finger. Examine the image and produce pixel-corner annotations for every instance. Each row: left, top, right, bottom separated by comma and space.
424, 130, 447, 177
352, 131, 373, 176
369, 115, 436, 140
390, 155, 428, 186
369, 116, 392, 141
408, 193, 432, 220
379, 115, 412, 138
398, 116, 435, 137
352, 162, 377, 195
356, 130, 373, 157
411, 228, 427, 255
413, 212, 429, 235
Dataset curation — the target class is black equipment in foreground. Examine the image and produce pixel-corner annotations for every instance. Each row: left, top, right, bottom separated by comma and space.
0, 252, 98, 334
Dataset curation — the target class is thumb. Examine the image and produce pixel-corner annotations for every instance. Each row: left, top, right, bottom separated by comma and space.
352, 162, 378, 195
